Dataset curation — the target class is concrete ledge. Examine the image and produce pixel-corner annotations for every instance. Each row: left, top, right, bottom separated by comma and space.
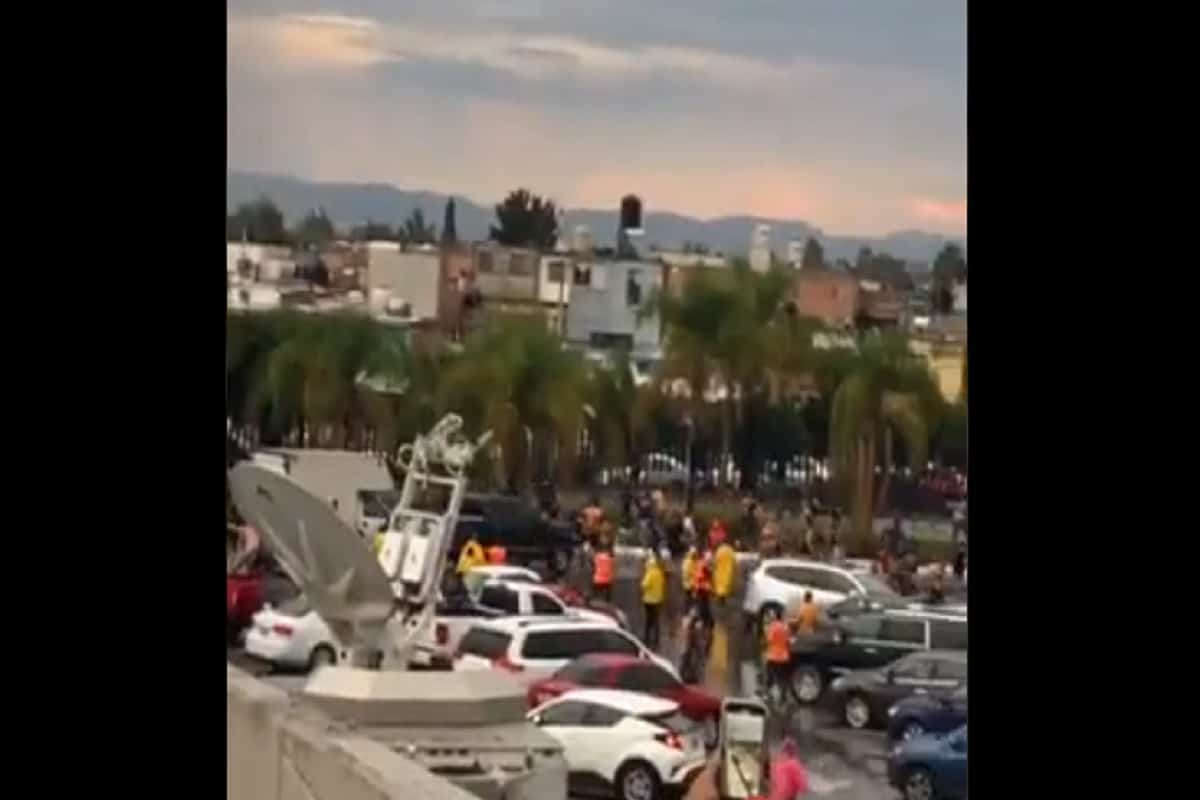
228, 665, 480, 800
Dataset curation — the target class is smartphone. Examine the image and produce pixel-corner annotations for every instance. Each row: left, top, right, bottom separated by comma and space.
717, 697, 768, 799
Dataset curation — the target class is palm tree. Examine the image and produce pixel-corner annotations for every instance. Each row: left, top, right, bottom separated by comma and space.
440, 318, 588, 492
829, 332, 944, 548
584, 348, 657, 479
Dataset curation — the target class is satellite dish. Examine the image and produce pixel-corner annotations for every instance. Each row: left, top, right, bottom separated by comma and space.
228, 463, 395, 649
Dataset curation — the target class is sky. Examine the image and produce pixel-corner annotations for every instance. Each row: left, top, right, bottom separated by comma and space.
227, 1, 966, 237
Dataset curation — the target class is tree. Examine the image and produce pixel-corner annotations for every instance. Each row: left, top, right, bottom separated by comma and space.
800, 237, 826, 270
227, 197, 288, 244
584, 349, 656, 478
489, 189, 559, 250
442, 198, 458, 245
829, 332, 943, 548
350, 221, 397, 241
440, 318, 588, 492
399, 207, 437, 247
293, 208, 336, 247
931, 243, 967, 313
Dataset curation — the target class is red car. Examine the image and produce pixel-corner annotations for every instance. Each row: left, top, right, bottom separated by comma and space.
526, 653, 722, 747
226, 572, 264, 642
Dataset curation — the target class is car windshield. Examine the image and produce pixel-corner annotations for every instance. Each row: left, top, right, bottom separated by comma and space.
552, 659, 610, 683
641, 710, 694, 734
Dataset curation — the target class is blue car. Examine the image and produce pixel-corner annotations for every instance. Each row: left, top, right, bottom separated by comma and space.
887, 686, 967, 742
887, 725, 967, 800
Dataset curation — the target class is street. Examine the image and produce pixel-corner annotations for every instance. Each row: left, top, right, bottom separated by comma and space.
228, 558, 895, 800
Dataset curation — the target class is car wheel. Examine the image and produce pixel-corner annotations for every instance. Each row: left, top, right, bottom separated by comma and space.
790, 666, 823, 705
616, 760, 662, 800
901, 720, 926, 741
702, 715, 719, 749
309, 645, 337, 671
902, 766, 936, 800
843, 694, 871, 729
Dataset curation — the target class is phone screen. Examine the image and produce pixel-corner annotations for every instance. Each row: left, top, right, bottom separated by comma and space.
719, 700, 767, 799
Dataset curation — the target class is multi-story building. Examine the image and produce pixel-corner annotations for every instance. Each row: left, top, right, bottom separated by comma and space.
537, 253, 574, 334
472, 243, 546, 320
565, 259, 663, 357
227, 243, 295, 283
365, 242, 441, 322
790, 269, 858, 328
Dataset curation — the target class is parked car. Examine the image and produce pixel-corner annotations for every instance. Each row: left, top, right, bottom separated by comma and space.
474, 580, 619, 626
244, 596, 341, 671
743, 558, 903, 629
528, 688, 707, 800
527, 654, 722, 748
227, 572, 264, 643
826, 650, 967, 730
788, 608, 968, 704
461, 566, 626, 628
454, 618, 677, 688
826, 593, 967, 620
453, 493, 581, 576
887, 686, 968, 743
887, 725, 968, 800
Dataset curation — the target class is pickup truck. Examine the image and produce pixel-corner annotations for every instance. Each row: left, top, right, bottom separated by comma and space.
453, 494, 581, 576
416, 579, 618, 667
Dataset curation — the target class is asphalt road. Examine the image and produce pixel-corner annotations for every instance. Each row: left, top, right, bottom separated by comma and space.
228, 561, 897, 800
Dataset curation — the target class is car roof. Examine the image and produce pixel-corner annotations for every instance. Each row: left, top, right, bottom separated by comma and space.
885, 606, 968, 621
474, 616, 615, 633
759, 558, 849, 573
558, 688, 678, 715
902, 649, 967, 663
469, 565, 539, 577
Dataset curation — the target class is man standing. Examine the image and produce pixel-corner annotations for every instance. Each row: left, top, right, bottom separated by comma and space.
592, 543, 615, 603
793, 591, 820, 635
641, 551, 665, 649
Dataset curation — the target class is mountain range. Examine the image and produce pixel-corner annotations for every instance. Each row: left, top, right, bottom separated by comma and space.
228, 170, 964, 265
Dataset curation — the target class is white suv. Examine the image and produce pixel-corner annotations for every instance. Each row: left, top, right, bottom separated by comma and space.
743, 558, 898, 627
454, 618, 677, 687
529, 688, 707, 800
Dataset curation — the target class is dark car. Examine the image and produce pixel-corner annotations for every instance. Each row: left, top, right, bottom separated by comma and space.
452, 493, 581, 576
527, 654, 723, 748
826, 650, 967, 730
887, 685, 968, 743
788, 608, 968, 705
888, 725, 968, 800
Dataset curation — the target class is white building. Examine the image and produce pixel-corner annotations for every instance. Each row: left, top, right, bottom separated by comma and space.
656, 251, 728, 269
786, 240, 804, 268
227, 243, 294, 282
749, 224, 771, 273
565, 260, 663, 357
365, 242, 441, 322
953, 282, 967, 313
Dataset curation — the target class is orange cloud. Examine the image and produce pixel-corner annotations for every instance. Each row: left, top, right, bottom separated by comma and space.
910, 197, 967, 226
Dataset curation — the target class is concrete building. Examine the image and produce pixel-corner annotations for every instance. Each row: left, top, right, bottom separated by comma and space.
953, 282, 967, 313
786, 240, 804, 268
790, 269, 859, 328
228, 243, 295, 283
566, 259, 663, 356
538, 254, 574, 333
749, 224, 771, 273
910, 331, 966, 403
656, 251, 728, 270
366, 243, 441, 322
472, 243, 546, 320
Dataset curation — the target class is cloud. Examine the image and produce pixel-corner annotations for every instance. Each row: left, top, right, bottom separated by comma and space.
229, 12, 801, 89
909, 197, 967, 227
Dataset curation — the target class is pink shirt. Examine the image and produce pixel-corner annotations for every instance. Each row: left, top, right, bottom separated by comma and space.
768, 756, 808, 800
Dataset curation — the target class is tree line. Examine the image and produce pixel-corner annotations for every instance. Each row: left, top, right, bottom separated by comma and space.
227, 261, 967, 551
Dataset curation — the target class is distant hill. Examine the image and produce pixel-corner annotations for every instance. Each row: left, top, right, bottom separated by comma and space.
227, 170, 964, 263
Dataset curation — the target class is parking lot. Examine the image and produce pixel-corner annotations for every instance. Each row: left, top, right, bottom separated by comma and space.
228, 552, 897, 799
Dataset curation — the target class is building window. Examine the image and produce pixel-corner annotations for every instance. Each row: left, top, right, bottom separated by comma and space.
547, 260, 566, 283
590, 332, 634, 350
477, 251, 494, 273
573, 264, 592, 287
626, 269, 642, 307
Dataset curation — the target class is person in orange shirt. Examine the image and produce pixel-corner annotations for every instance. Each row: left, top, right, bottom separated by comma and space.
763, 609, 792, 703
794, 591, 820, 635
592, 544, 615, 602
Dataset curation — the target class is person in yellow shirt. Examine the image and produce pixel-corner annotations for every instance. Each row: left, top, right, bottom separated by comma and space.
712, 538, 736, 606
457, 534, 486, 574
794, 590, 821, 634
641, 552, 665, 649
681, 545, 698, 609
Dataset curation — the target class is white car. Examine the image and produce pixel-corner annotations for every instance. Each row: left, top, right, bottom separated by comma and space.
244, 597, 340, 671
462, 564, 542, 597
475, 580, 617, 626
529, 688, 707, 800
742, 557, 901, 627
454, 618, 678, 688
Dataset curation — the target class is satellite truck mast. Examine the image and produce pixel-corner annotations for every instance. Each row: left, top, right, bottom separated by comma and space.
228, 413, 492, 670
